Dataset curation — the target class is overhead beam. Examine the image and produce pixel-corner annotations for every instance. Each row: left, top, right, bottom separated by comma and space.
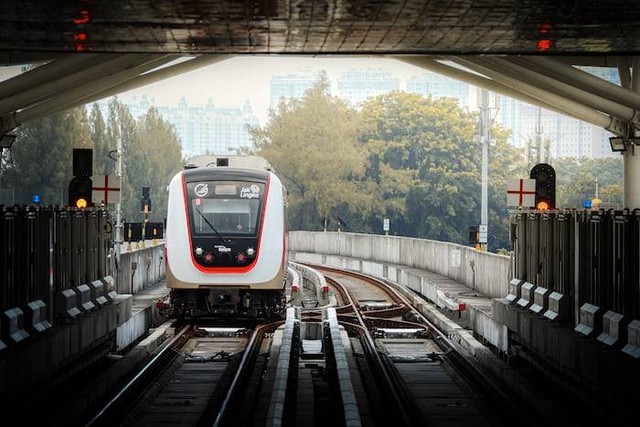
449, 56, 627, 136
475, 57, 640, 126
394, 55, 597, 122
70, 54, 234, 110
0, 54, 106, 99
11, 55, 177, 129
0, 54, 234, 135
509, 56, 640, 111
0, 54, 143, 116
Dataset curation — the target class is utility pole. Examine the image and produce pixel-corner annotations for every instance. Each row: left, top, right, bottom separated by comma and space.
115, 136, 124, 266
478, 88, 491, 252
536, 106, 542, 164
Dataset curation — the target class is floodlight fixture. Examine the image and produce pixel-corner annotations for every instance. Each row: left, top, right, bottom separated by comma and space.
0, 133, 16, 149
609, 136, 626, 152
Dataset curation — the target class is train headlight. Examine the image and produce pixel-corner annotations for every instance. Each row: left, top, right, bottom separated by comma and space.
195, 247, 204, 256
246, 247, 255, 256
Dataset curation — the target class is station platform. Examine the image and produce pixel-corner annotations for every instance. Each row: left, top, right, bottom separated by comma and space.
0, 277, 169, 411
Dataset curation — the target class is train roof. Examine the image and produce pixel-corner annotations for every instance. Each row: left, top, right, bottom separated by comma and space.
181, 166, 272, 182
184, 155, 272, 170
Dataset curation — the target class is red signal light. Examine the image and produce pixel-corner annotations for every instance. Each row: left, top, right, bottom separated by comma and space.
537, 39, 552, 51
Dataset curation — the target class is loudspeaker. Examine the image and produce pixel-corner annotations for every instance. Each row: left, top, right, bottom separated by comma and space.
73, 148, 93, 177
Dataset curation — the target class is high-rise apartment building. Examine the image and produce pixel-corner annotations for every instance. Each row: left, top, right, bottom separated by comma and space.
269, 71, 317, 107
406, 72, 470, 109
514, 66, 619, 159
336, 68, 400, 106
125, 95, 259, 158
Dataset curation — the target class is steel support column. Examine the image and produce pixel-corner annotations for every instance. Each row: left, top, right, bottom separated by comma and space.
624, 57, 640, 209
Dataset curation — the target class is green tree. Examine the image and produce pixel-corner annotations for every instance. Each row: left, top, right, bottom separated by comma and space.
106, 98, 140, 223
105, 99, 183, 224
359, 92, 525, 250
3, 106, 92, 205
90, 103, 114, 176
551, 157, 623, 208
135, 106, 183, 223
249, 73, 372, 230
359, 92, 479, 242
488, 126, 528, 249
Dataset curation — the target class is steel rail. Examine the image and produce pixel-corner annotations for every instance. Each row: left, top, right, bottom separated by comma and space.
84, 324, 193, 427
212, 321, 283, 427
327, 276, 421, 427
320, 266, 534, 425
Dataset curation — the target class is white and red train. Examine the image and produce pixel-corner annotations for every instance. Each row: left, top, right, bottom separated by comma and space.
165, 157, 287, 319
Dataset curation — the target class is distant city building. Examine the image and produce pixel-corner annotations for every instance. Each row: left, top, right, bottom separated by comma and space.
490, 66, 619, 158
269, 71, 317, 107
337, 68, 400, 106
126, 95, 259, 158
494, 95, 524, 148
406, 72, 470, 108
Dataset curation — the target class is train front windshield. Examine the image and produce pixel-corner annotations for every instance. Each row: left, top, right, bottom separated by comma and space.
187, 181, 265, 236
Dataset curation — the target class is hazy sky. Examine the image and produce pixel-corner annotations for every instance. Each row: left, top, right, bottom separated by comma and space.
118, 56, 428, 124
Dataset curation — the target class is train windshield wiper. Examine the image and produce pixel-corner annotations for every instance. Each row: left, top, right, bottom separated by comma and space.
194, 207, 230, 245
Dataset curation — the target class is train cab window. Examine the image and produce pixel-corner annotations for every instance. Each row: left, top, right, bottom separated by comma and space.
186, 180, 265, 236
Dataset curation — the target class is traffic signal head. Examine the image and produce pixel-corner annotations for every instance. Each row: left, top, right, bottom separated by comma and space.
468, 225, 479, 244
141, 187, 152, 213
530, 163, 556, 210
73, 148, 93, 177
69, 176, 92, 208
141, 198, 152, 213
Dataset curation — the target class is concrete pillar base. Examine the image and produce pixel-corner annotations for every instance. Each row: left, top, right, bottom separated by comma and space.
530, 286, 550, 315
622, 319, 640, 358
55, 289, 82, 320
574, 303, 603, 337
506, 278, 523, 304
596, 310, 628, 347
24, 300, 52, 334
75, 284, 96, 313
517, 281, 536, 309
544, 291, 570, 323
1, 307, 30, 344
89, 279, 109, 307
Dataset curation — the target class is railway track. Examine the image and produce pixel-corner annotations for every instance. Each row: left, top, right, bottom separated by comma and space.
308, 264, 528, 427
84, 322, 282, 427
72, 262, 590, 427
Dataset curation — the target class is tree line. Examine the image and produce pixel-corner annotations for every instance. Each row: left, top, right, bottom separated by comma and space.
250, 73, 623, 251
0, 73, 623, 252
0, 98, 183, 224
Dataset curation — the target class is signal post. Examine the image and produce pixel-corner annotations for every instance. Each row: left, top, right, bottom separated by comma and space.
140, 186, 151, 248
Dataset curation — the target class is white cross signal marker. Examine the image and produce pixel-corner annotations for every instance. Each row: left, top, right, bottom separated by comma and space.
92, 175, 120, 205
507, 178, 536, 207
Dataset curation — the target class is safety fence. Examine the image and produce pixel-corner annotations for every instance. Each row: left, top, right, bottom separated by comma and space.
511, 208, 640, 327
0, 206, 112, 338
123, 222, 164, 242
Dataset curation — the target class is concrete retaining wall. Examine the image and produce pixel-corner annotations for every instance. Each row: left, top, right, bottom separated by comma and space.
289, 231, 511, 298
291, 251, 508, 353
118, 242, 166, 294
